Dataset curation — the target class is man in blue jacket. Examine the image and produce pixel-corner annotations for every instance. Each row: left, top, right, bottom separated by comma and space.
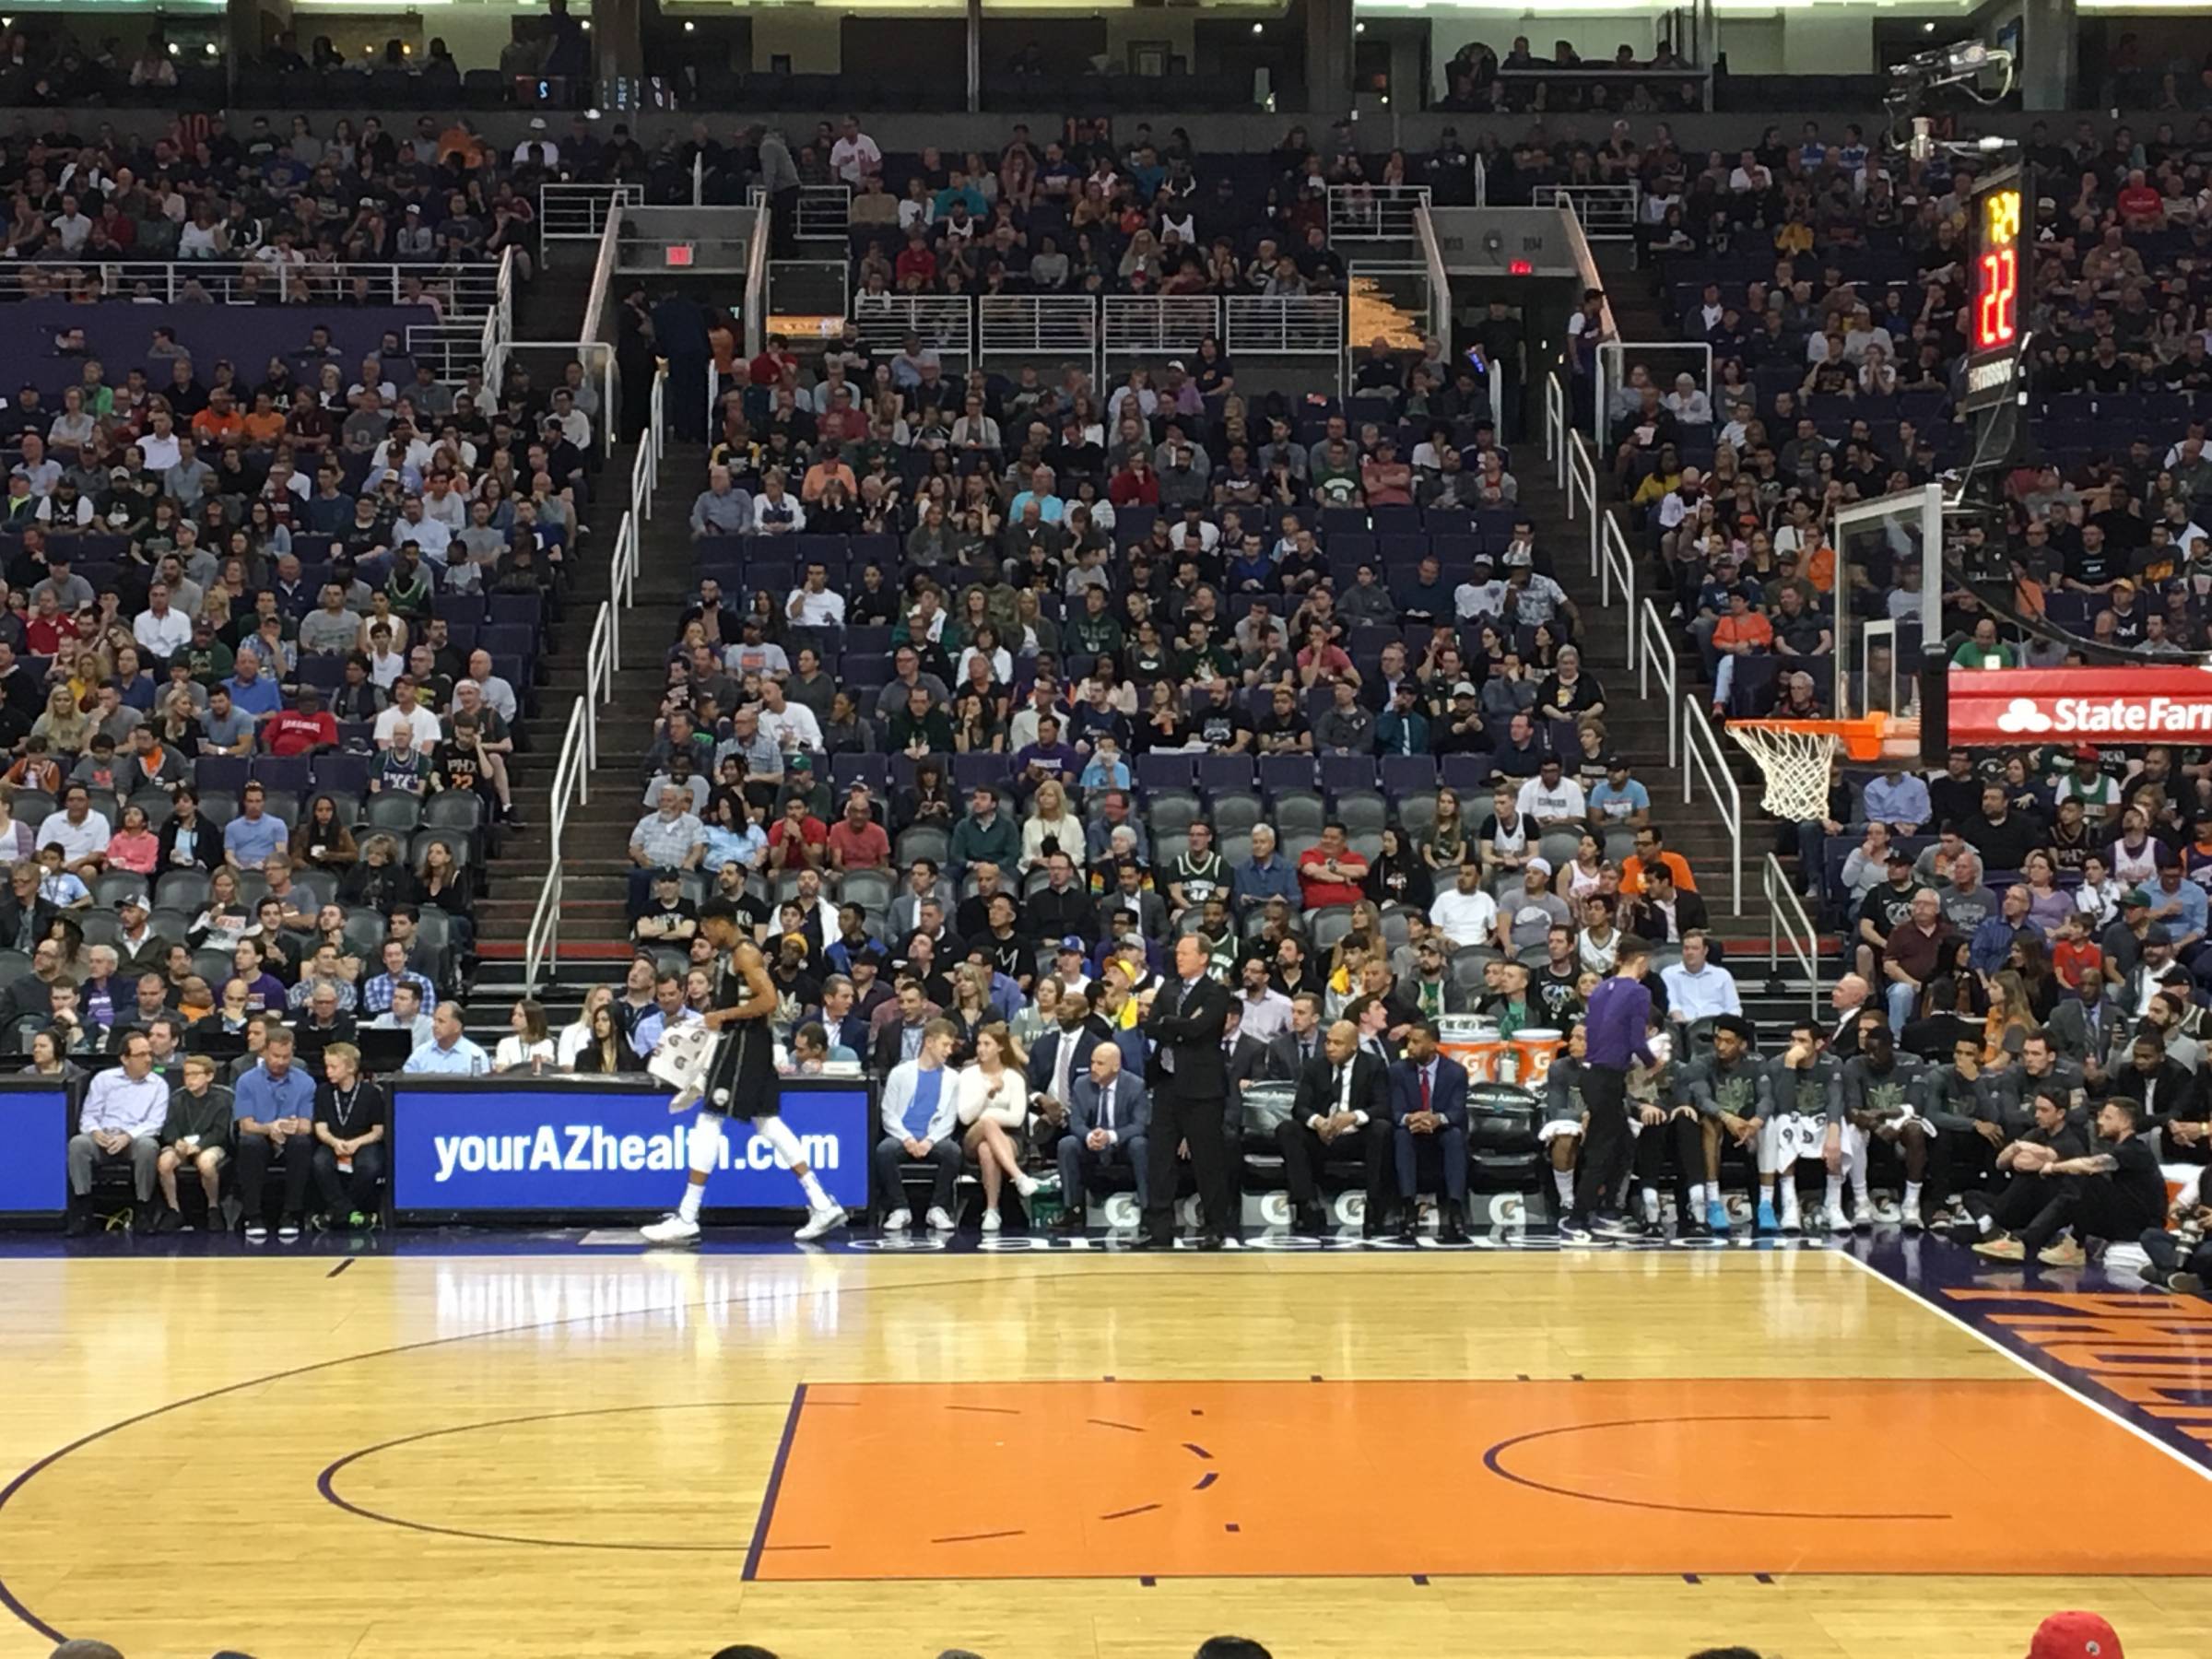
1388, 1020, 1470, 1241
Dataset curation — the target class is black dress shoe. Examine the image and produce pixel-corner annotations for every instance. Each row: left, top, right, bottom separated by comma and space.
1053, 1211, 1086, 1235
1440, 1217, 1470, 1244
63, 1205, 91, 1238
1293, 1206, 1327, 1236
1123, 1231, 1162, 1250
1197, 1231, 1228, 1251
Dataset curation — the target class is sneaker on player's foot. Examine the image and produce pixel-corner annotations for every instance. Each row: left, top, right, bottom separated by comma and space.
980, 1210, 1002, 1233
794, 1204, 848, 1242
1780, 1199, 1803, 1232
1852, 1203, 1875, 1231
1591, 1213, 1642, 1241
1755, 1198, 1779, 1234
244, 1220, 269, 1242
1971, 1236, 2026, 1262
925, 1206, 956, 1233
881, 1208, 912, 1233
1557, 1218, 1595, 1243
276, 1216, 302, 1241
1012, 1171, 1040, 1199
1901, 1205, 1924, 1232
1823, 1203, 1850, 1234
2169, 1271, 2205, 1295
641, 1213, 701, 1246
2036, 1236, 2086, 1267
1705, 1196, 1730, 1234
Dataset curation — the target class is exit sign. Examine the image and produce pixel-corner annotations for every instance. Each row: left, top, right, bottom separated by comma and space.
665, 243, 695, 267
1508, 259, 1534, 276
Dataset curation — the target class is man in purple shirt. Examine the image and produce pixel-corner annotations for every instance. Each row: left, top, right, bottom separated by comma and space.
1565, 936, 1657, 1241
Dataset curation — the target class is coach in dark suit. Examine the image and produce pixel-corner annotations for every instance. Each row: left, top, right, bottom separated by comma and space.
1057, 1041, 1150, 1230
1279, 1018, 1393, 1237
1263, 993, 1326, 1082
1389, 1020, 1471, 1241
1135, 935, 1233, 1247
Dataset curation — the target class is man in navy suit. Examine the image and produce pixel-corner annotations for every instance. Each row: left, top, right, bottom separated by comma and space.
1057, 1041, 1150, 1231
1388, 1018, 1471, 1241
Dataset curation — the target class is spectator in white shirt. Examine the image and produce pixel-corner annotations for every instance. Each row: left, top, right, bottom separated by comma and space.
785, 560, 846, 627
1663, 372, 1712, 425
465, 649, 519, 726
828, 117, 883, 185
758, 678, 823, 754
1659, 930, 1742, 1024
1429, 862, 1503, 949
1515, 758, 1588, 830
133, 582, 194, 660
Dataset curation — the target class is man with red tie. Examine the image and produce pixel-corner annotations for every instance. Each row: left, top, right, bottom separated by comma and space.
1388, 1020, 1471, 1241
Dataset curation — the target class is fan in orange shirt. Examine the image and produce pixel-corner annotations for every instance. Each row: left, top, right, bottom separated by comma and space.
190, 388, 246, 445
1619, 825, 1699, 896
1708, 590, 1773, 718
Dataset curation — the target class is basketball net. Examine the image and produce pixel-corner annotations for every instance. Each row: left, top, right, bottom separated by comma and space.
1727, 725, 1843, 820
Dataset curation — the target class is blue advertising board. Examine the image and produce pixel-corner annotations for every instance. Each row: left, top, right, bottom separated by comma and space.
0, 1084, 70, 1216
391, 1079, 873, 1215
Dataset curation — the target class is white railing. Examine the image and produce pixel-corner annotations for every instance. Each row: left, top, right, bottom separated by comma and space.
1415, 203, 1451, 353
1543, 371, 1568, 491
606, 511, 639, 671
743, 199, 771, 361
747, 183, 853, 241
540, 182, 642, 244
1598, 511, 1637, 667
1472, 155, 1488, 208
1327, 183, 1432, 242
1765, 853, 1821, 1016
1543, 183, 1641, 242
1636, 596, 1679, 771
1563, 429, 1596, 535
4, 258, 507, 314
1596, 339, 1713, 449
404, 247, 514, 388
634, 368, 664, 521
480, 245, 515, 399
1224, 296, 1346, 359
853, 294, 974, 360
1681, 697, 1743, 916
523, 692, 593, 992
978, 295, 1100, 380
1101, 295, 1221, 359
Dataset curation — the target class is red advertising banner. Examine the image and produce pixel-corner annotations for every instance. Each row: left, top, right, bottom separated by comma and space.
1947, 665, 2212, 746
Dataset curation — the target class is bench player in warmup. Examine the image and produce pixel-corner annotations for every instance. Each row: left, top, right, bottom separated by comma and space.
642, 898, 850, 1245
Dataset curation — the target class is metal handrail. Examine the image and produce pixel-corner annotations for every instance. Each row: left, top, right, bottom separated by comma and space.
1326, 183, 1432, 241
1542, 182, 1641, 241
539, 182, 641, 243
1543, 371, 1567, 491
1597, 511, 1637, 669
1764, 853, 1820, 1017
635, 368, 664, 522
523, 693, 593, 992
5, 258, 507, 312
1414, 202, 1451, 356
743, 199, 771, 361
1636, 597, 1679, 771
1564, 429, 1597, 553
1681, 696, 1743, 916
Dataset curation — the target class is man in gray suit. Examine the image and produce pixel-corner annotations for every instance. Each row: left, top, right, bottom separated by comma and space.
2043, 975, 2120, 1068
1056, 1040, 1149, 1232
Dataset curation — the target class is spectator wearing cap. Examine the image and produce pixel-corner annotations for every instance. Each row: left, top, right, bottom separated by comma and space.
1588, 754, 1651, 830
1434, 681, 1488, 757
112, 889, 170, 979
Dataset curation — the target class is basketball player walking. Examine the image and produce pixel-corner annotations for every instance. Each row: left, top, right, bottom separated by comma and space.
642, 899, 849, 1245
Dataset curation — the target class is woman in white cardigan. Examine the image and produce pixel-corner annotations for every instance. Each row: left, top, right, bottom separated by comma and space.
1019, 778, 1084, 873
955, 1022, 1037, 1231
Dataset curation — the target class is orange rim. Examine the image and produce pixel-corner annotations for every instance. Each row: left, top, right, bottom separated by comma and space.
1726, 712, 1890, 761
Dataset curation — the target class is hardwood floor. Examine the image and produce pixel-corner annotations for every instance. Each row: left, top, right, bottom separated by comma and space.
3, 1247, 2207, 1659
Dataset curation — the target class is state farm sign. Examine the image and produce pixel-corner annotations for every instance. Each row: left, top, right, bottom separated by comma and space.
1947, 665, 2212, 746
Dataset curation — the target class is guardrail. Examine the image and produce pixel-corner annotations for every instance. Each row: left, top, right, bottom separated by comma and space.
979, 295, 1100, 381
1636, 596, 1679, 771
1415, 204, 1452, 362
1563, 429, 1596, 542
1595, 339, 1713, 449
1681, 696, 1743, 916
1101, 295, 1221, 360
1543, 371, 1568, 491
743, 199, 771, 362
1764, 853, 1820, 1015
1542, 183, 1641, 242
1597, 511, 1637, 667
747, 183, 853, 241
523, 692, 593, 993
541, 182, 641, 245
1224, 295, 1346, 363
5, 258, 506, 314
637, 367, 665, 517
853, 294, 975, 359
1327, 183, 1432, 242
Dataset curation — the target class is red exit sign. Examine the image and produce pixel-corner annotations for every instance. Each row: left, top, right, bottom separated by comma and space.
1508, 258, 1534, 276
665, 243, 695, 267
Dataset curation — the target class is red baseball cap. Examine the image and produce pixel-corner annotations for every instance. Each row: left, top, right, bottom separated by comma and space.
2029, 1611, 2123, 1659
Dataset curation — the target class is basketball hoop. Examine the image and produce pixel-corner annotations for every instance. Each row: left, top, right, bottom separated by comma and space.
1727, 714, 1890, 819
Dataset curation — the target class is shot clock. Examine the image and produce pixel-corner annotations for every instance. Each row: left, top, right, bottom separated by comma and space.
1962, 169, 2026, 414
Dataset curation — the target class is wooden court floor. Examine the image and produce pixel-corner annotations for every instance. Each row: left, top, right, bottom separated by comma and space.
4, 1247, 2211, 1659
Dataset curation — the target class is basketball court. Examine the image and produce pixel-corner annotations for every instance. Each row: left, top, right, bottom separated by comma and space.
5, 1241, 2212, 1658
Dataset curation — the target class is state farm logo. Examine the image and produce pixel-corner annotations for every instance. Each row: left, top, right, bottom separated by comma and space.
1986, 696, 2212, 736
